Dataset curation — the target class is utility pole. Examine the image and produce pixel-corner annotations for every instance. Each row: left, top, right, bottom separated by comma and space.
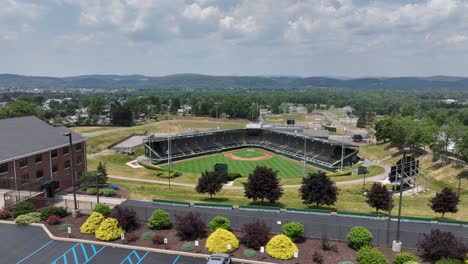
167, 136, 172, 189
393, 147, 410, 252
303, 137, 307, 177
63, 132, 79, 217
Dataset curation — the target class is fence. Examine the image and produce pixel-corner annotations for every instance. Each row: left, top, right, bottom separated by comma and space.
26, 196, 99, 215
120, 202, 468, 249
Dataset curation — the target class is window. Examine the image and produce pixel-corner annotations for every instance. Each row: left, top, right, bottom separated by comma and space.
35, 154, 43, 163
63, 146, 69, 155
19, 158, 28, 168
51, 149, 58, 158
75, 143, 82, 151
0, 163, 7, 174
21, 172, 29, 184
52, 163, 59, 173
64, 160, 70, 169
36, 169, 43, 178
77, 155, 82, 164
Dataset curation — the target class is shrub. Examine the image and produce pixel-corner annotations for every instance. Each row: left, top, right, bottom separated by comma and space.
420, 229, 467, 262
141, 231, 156, 240
265, 234, 298, 260
80, 212, 105, 234
0, 206, 11, 219
394, 252, 419, 264
124, 232, 139, 243
175, 212, 207, 240
40, 206, 67, 219
403, 262, 420, 264
209, 216, 231, 231
243, 249, 257, 258
241, 220, 270, 250
147, 209, 171, 230
181, 242, 196, 252
321, 234, 338, 252
281, 222, 304, 242
11, 201, 35, 218
45, 215, 60, 225
101, 189, 116, 197
57, 223, 73, 232
15, 212, 42, 225
346, 226, 373, 250
151, 234, 164, 245
110, 206, 138, 231
435, 258, 463, 264
206, 228, 239, 253
313, 251, 324, 264
86, 187, 97, 195
95, 218, 124, 241
93, 203, 111, 216
356, 246, 389, 264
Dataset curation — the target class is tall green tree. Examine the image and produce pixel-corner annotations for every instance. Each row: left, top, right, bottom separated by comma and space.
0, 100, 45, 119
195, 171, 224, 199
243, 166, 283, 204
299, 172, 339, 208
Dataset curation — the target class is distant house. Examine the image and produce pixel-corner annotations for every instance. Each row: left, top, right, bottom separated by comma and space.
0, 116, 86, 200
288, 104, 307, 114
259, 108, 270, 115
445, 99, 457, 104
177, 105, 192, 116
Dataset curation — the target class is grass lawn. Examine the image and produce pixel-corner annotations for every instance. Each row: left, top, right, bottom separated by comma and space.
160, 149, 319, 178
70, 126, 119, 134
359, 143, 399, 161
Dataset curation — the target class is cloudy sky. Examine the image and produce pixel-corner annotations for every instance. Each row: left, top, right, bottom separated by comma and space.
1, 0, 468, 77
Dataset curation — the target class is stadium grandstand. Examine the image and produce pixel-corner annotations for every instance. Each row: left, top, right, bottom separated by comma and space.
143, 128, 358, 171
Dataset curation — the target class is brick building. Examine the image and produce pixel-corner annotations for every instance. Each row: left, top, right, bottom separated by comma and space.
0, 116, 86, 195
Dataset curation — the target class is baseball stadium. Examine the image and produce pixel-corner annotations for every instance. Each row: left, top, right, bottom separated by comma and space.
143, 128, 359, 176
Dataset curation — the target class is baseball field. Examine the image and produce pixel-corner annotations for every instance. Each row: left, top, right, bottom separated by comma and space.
159, 148, 320, 178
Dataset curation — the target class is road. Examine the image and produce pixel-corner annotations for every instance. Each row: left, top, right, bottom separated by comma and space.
122, 200, 468, 248
0, 224, 206, 264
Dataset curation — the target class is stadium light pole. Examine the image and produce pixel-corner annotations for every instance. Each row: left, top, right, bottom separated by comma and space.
63, 132, 79, 217
386, 189, 393, 246
394, 147, 410, 251
303, 136, 307, 177
167, 136, 171, 189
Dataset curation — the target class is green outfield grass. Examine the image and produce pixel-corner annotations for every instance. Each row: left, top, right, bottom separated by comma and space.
231, 149, 266, 159
160, 148, 319, 178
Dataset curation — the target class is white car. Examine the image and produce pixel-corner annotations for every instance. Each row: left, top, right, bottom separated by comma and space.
206, 253, 232, 264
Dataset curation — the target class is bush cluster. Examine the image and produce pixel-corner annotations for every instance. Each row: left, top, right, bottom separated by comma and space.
181, 242, 196, 252
151, 234, 164, 245
209, 216, 231, 231
57, 223, 72, 232
241, 220, 270, 250
93, 203, 111, 216
265, 234, 298, 260
356, 246, 389, 264
205, 228, 239, 253
11, 201, 35, 218
80, 212, 105, 234
0, 206, 11, 219
86, 188, 98, 195
141, 231, 156, 240
281, 222, 304, 242
45, 215, 61, 225
420, 229, 467, 262
110, 206, 138, 231
15, 212, 42, 225
124, 232, 138, 243
95, 218, 124, 241
227, 173, 242, 181
101, 189, 116, 196
313, 251, 324, 264
346, 226, 373, 250
175, 212, 207, 240
40, 206, 67, 220
243, 249, 257, 258
435, 258, 464, 264
147, 209, 171, 230
393, 252, 419, 264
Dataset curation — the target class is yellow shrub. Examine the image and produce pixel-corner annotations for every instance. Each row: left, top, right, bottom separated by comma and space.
266, 234, 298, 260
205, 228, 239, 253
95, 218, 124, 241
80, 212, 104, 234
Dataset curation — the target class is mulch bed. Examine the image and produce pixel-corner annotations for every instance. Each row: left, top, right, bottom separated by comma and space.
46, 216, 427, 264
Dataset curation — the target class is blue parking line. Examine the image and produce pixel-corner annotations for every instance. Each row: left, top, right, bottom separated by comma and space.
120, 250, 149, 264
16, 240, 54, 264
171, 255, 181, 264
82, 245, 106, 264
50, 243, 105, 264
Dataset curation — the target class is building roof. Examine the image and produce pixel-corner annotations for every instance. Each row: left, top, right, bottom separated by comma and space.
0, 116, 85, 163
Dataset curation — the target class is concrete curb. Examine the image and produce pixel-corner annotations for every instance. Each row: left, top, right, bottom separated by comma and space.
0, 220, 276, 264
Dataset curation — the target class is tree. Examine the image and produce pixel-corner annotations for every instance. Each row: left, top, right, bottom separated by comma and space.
97, 162, 107, 176
299, 172, 339, 208
111, 103, 133, 126
366, 183, 393, 213
195, 171, 224, 199
0, 100, 45, 119
455, 131, 468, 162
243, 166, 283, 204
429, 187, 460, 218
80, 171, 107, 188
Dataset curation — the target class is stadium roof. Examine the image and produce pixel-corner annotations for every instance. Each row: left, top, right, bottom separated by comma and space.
0, 116, 85, 163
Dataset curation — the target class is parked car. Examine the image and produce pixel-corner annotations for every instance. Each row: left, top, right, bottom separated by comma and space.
206, 253, 232, 264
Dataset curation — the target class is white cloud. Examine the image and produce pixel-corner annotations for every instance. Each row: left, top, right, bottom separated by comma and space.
219, 16, 256, 34
0, 31, 18, 41
54, 34, 99, 45
0, 0, 46, 20
446, 34, 468, 45
182, 3, 219, 20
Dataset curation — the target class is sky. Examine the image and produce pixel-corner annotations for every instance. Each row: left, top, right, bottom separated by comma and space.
1, 0, 468, 77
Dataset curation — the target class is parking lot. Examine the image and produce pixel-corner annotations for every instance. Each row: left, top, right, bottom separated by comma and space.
1, 224, 206, 264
